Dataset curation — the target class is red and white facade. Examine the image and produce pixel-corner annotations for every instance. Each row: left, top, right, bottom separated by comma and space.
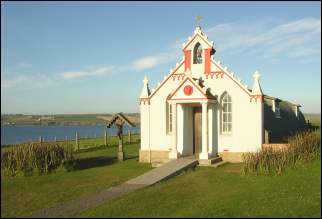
139, 26, 264, 163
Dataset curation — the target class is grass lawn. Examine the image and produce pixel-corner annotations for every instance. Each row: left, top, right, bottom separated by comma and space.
76, 159, 321, 218
2, 116, 320, 218
1, 142, 151, 218
73, 133, 140, 150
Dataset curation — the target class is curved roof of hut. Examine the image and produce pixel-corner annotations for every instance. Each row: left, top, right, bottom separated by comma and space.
106, 113, 135, 128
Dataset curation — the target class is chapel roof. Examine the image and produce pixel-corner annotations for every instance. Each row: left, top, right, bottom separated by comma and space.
106, 113, 135, 128
264, 95, 301, 107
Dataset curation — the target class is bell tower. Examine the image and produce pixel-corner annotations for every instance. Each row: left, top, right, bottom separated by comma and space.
182, 23, 215, 78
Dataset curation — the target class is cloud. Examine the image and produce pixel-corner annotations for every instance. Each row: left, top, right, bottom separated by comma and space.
2, 65, 116, 89
60, 71, 87, 79
17, 62, 32, 68
128, 17, 321, 72
1, 74, 54, 89
60, 65, 114, 79
3, 17, 320, 90
130, 52, 177, 71
1, 76, 27, 88
205, 17, 321, 60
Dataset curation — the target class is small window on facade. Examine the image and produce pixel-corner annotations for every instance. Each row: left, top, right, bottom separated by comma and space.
222, 93, 232, 133
193, 42, 203, 64
166, 102, 172, 134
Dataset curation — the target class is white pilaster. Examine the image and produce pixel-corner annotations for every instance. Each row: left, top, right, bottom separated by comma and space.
208, 104, 213, 156
169, 103, 178, 159
200, 102, 209, 160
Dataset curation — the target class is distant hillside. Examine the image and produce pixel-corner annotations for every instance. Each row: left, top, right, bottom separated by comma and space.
1, 113, 140, 126
1, 113, 319, 127
304, 113, 321, 127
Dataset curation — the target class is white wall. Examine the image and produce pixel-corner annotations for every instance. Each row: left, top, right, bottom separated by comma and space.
145, 62, 185, 151
204, 62, 263, 153
141, 32, 263, 155
140, 104, 150, 150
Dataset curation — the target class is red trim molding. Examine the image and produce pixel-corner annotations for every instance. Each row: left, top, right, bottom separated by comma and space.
169, 98, 211, 101
148, 61, 184, 99
182, 33, 213, 51
205, 71, 224, 79
139, 98, 150, 105
167, 77, 208, 100
184, 50, 191, 71
172, 73, 185, 81
211, 60, 252, 97
250, 95, 263, 103
204, 48, 211, 74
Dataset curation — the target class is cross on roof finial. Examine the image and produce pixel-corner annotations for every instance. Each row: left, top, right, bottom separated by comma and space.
253, 70, 261, 81
143, 76, 148, 85
195, 15, 202, 27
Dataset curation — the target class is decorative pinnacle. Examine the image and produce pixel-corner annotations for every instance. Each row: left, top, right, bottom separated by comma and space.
252, 70, 263, 95
140, 76, 150, 98
195, 15, 202, 27
143, 76, 148, 85
253, 70, 261, 80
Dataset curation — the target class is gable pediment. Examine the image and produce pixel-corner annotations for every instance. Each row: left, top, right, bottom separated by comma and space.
168, 76, 215, 100
182, 27, 214, 51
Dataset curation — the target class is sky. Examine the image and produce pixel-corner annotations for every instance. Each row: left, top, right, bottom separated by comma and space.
1, 1, 321, 114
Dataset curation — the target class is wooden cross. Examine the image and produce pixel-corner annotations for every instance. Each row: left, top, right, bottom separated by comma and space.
195, 15, 202, 27
106, 113, 135, 161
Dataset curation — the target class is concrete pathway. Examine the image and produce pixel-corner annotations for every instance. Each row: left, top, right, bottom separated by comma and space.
24, 156, 198, 218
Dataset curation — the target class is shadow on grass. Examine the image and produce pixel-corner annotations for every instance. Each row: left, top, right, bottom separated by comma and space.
74, 154, 139, 170
77, 145, 118, 153
125, 155, 139, 160
74, 156, 117, 170
76, 141, 140, 154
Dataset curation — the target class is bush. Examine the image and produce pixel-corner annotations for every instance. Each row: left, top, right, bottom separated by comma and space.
1, 143, 76, 176
242, 130, 321, 175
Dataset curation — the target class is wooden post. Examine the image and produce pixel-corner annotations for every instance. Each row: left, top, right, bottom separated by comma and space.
54, 136, 57, 142
39, 136, 42, 146
128, 129, 131, 144
76, 132, 79, 152
104, 130, 108, 146
117, 124, 124, 161
264, 130, 269, 144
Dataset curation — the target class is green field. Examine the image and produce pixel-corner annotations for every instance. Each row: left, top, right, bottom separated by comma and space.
1, 114, 321, 218
1, 141, 151, 218
77, 159, 321, 218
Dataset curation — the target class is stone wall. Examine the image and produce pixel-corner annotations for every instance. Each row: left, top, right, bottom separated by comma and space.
218, 152, 244, 163
139, 150, 170, 163
262, 143, 290, 150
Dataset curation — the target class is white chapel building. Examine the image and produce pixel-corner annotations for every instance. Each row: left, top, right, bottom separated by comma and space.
138, 25, 305, 164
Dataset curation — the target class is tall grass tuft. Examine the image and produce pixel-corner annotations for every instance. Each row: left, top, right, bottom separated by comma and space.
1, 142, 76, 176
242, 130, 321, 175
